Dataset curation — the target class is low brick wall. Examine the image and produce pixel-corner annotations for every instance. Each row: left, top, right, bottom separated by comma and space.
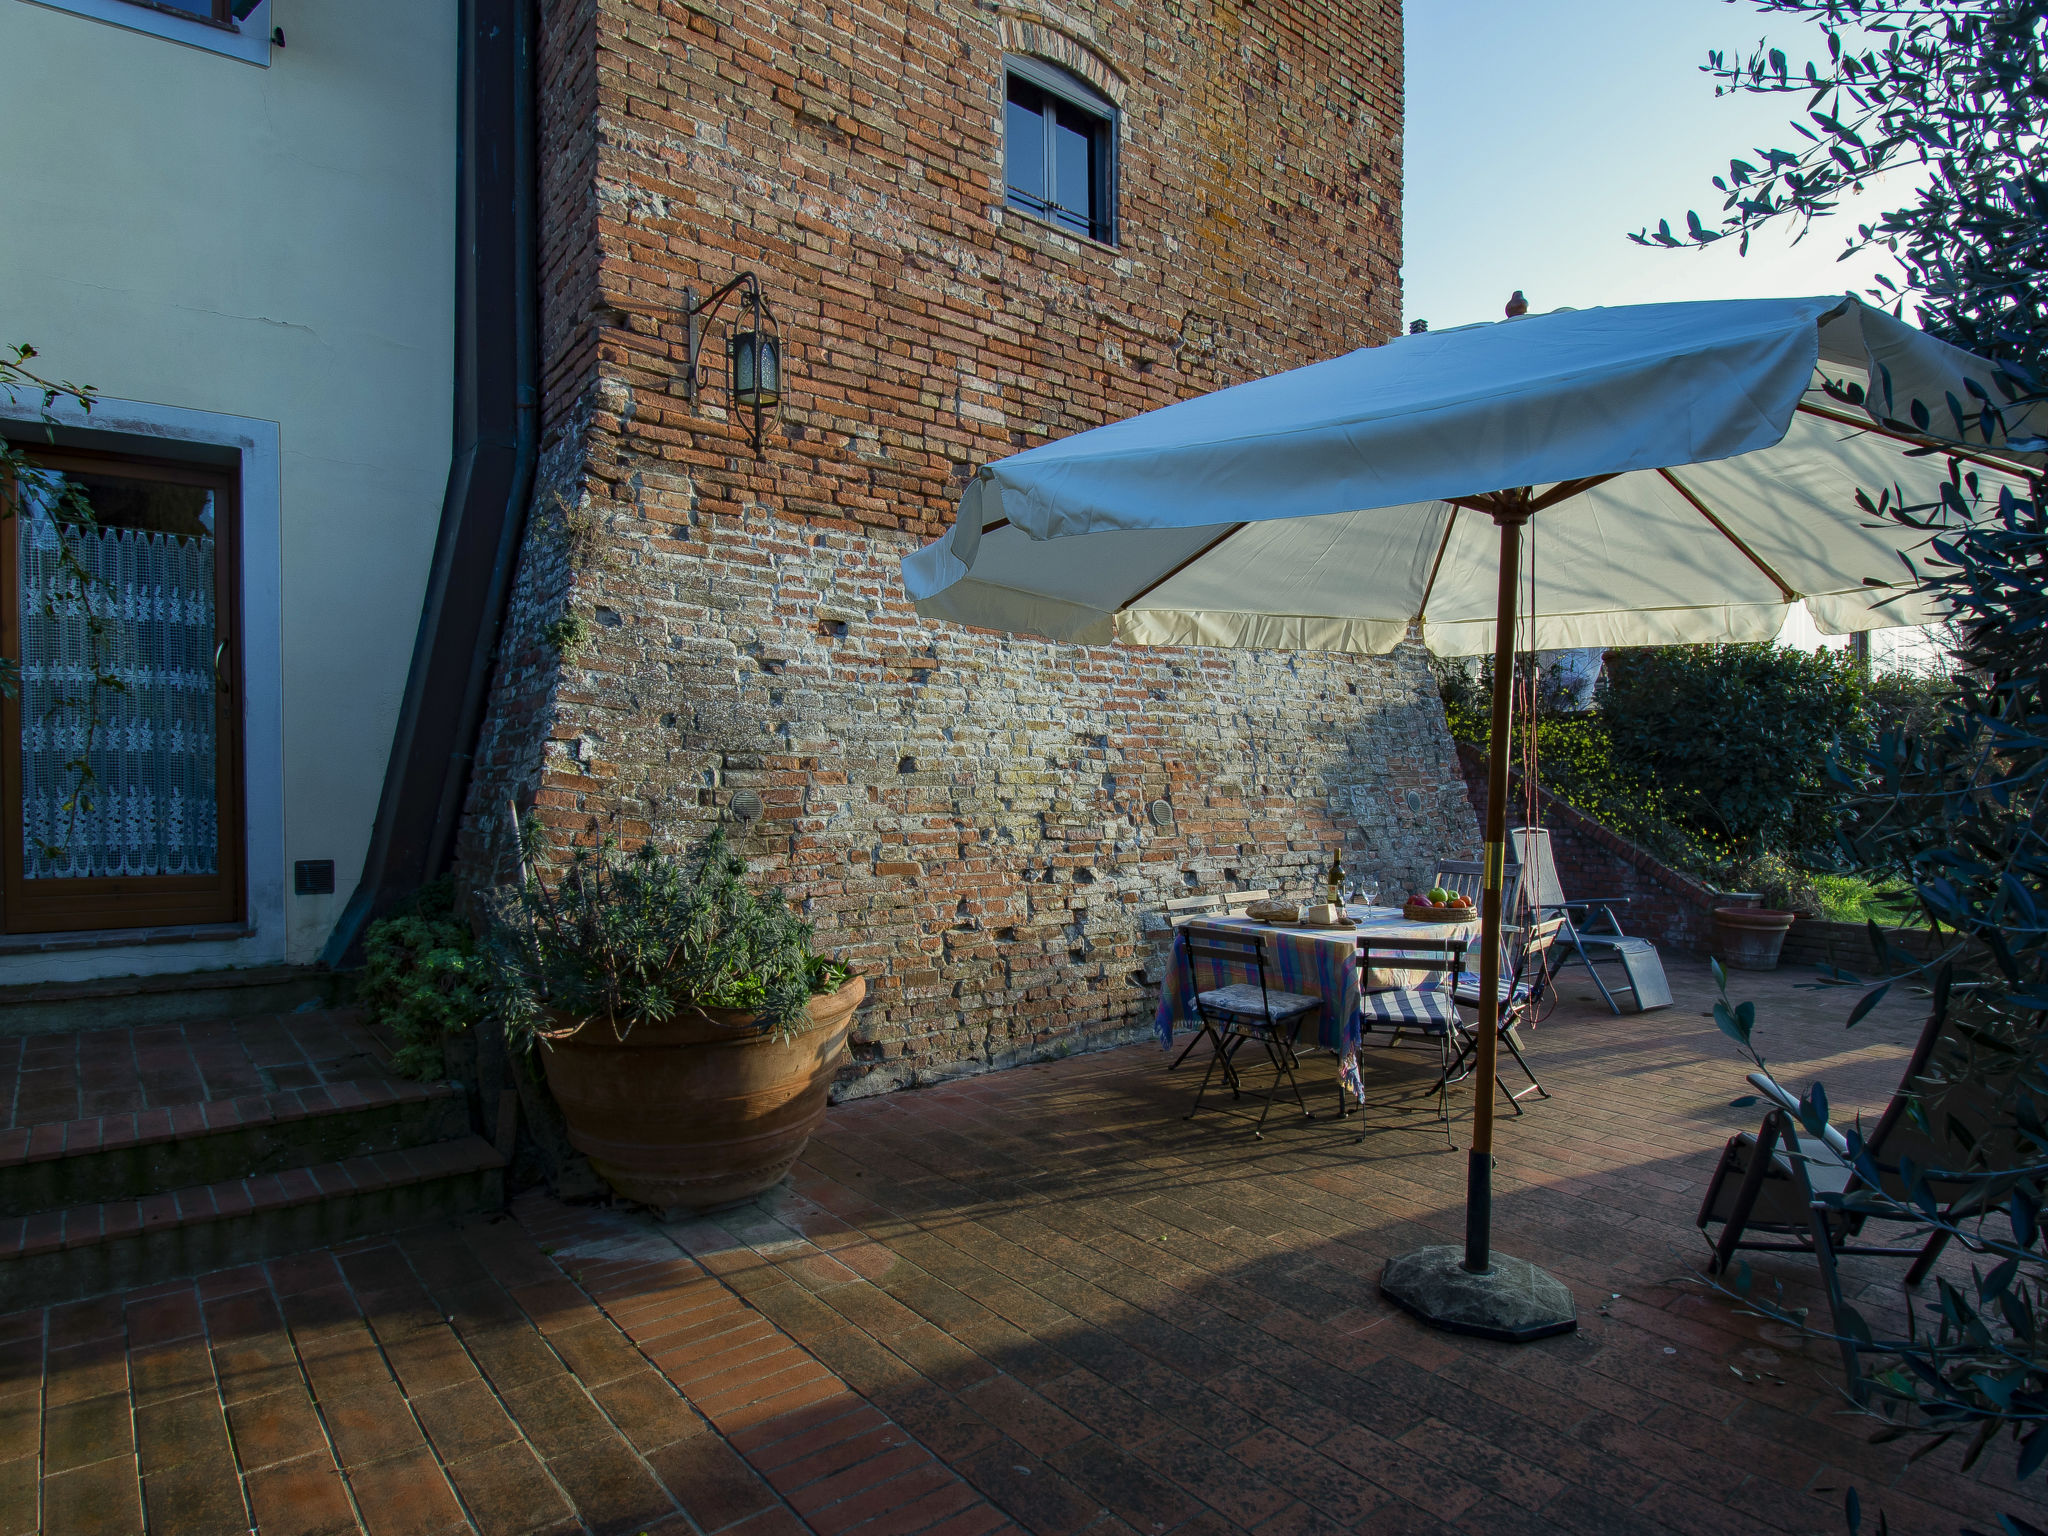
1778, 916, 1962, 972
1456, 743, 1733, 955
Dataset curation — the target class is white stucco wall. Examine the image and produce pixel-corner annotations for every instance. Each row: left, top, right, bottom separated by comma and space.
1774, 603, 1957, 676
0, 0, 457, 977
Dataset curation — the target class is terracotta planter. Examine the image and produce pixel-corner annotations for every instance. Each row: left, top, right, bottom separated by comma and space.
539, 975, 865, 1211
1711, 907, 1797, 971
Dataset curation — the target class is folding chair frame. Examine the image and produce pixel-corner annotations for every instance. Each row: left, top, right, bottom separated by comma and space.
1447, 917, 1563, 1115
1349, 936, 1469, 1138
1433, 859, 1522, 925
1504, 826, 1651, 1016
1180, 930, 1315, 1138
1699, 1106, 1957, 1393
1163, 893, 1272, 1071
1548, 898, 1636, 1014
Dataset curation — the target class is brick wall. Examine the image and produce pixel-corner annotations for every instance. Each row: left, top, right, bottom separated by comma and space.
457, 0, 1466, 1096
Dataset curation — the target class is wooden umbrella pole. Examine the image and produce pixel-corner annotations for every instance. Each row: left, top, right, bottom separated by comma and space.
1380, 483, 1575, 1341
1466, 496, 1528, 1275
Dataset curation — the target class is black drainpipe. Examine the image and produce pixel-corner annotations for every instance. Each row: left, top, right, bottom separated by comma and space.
325, 0, 538, 967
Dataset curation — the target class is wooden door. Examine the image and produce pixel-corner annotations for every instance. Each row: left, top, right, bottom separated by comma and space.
1, 446, 244, 933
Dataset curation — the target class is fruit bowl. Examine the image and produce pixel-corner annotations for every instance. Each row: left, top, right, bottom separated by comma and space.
1403, 899, 1474, 923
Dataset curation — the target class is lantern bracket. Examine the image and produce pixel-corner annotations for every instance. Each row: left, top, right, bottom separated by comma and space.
682, 270, 781, 456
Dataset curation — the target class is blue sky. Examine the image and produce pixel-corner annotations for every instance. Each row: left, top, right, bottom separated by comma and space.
1404, 1, 1944, 664
1401, 0, 1909, 331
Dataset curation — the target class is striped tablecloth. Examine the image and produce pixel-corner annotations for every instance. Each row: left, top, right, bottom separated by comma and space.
1154, 909, 1482, 1098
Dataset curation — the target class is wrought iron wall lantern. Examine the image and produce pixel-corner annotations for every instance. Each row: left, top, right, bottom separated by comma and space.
682, 271, 782, 457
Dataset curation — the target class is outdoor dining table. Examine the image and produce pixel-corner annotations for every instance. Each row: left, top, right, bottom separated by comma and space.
1153, 907, 1484, 1101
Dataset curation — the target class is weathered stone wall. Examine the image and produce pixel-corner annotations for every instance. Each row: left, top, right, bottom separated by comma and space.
458, 0, 1474, 1095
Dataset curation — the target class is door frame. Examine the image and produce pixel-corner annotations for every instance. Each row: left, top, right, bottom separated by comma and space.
2, 445, 246, 933
0, 394, 284, 978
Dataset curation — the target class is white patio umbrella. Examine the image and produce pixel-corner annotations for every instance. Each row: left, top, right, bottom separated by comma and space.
903, 293, 2042, 1341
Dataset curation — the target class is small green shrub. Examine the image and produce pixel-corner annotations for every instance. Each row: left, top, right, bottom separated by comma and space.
359, 879, 486, 1081
1722, 851, 1823, 916
483, 823, 850, 1052
541, 611, 588, 657
1862, 665, 1957, 741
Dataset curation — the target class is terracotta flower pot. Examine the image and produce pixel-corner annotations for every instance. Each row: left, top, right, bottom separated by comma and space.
1711, 907, 1797, 972
538, 975, 865, 1212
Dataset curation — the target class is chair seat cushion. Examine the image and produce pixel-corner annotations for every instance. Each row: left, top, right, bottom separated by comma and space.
1195, 983, 1320, 1026
1452, 973, 1536, 1007
1359, 986, 1461, 1031
1578, 935, 1657, 956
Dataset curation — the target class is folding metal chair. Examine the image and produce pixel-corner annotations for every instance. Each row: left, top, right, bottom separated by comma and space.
1164, 893, 1223, 927
1163, 890, 1276, 1071
1180, 929, 1320, 1137
1352, 936, 1469, 1135
1449, 916, 1563, 1113
1509, 827, 1669, 1014
1434, 855, 1525, 990
1431, 858, 1522, 922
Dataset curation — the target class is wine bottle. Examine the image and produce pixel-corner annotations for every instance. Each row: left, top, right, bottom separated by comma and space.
1326, 846, 1345, 907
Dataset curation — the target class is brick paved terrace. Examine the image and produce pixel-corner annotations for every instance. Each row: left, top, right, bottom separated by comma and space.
5, 957, 2042, 1536
667, 956, 2042, 1536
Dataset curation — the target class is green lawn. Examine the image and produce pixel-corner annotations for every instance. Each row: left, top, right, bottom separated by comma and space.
1809, 872, 1923, 928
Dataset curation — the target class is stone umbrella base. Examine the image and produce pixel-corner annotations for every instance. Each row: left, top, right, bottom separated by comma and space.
1380, 1244, 1578, 1343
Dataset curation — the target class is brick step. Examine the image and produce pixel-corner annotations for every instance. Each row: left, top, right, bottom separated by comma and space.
0, 1136, 505, 1309
0, 965, 345, 1036
0, 1076, 470, 1218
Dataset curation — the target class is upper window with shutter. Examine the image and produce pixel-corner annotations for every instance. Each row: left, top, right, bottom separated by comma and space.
1004, 56, 1117, 246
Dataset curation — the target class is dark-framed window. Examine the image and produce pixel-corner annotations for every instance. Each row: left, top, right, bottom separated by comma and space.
1004, 55, 1117, 245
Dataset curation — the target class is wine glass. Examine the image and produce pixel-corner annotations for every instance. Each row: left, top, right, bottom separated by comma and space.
1356, 877, 1381, 913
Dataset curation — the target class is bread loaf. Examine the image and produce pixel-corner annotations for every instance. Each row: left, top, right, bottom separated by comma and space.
1244, 899, 1299, 924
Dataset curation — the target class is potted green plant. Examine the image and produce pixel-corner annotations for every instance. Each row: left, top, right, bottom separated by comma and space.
485, 825, 860, 1212
359, 878, 486, 1080
1711, 852, 1821, 971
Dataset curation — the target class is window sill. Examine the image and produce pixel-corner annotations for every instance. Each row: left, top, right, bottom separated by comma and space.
119, 0, 238, 31
0, 921, 255, 955
996, 203, 1121, 259
21, 0, 272, 65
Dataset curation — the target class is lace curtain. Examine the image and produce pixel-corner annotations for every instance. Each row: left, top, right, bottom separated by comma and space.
18, 509, 218, 879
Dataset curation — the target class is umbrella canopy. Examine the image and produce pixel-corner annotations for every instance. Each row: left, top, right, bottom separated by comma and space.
905, 295, 2039, 655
